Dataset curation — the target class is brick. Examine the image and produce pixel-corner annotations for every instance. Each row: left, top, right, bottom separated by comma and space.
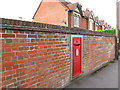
6, 39, 12, 43
25, 47, 29, 50
30, 47, 34, 50
28, 50, 36, 54
19, 47, 24, 51
6, 66, 13, 71
24, 55, 29, 58
19, 39, 25, 43
2, 43, 15, 47
2, 34, 15, 38
18, 55, 24, 60
12, 56, 18, 61
3, 70, 15, 76
4, 48, 12, 52
16, 34, 27, 38
47, 35, 53, 38
12, 47, 19, 51
16, 51, 27, 56
31, 39, 36, 42
30, 54, 35, 58
28, 35, 37, 38
3, 56, 11, 62
13, 65, 19, 69
2, 61, 15, 67
28, 43, 37, 46
16, 68, 26, 73
2, 52, 15, 57
16, 59, 27, 64
15, 43, 27, 47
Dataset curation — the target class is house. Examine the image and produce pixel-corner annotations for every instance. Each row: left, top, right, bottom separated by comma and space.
95, 16, 101, 31
108, 24, 112, 29
99, 20, 105, 30
83, 9, 96, 31
33, 0, 89, 29
104, 22, 108, 30
33, 0, 112, 30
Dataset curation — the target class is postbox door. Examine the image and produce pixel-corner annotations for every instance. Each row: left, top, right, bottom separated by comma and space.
73, 37, 82, 78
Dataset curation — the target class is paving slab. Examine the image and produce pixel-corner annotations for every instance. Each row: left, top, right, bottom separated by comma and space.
65, 61, 118, 88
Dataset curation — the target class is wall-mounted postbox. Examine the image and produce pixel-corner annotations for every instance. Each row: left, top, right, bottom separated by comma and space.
72, 37, 82, 78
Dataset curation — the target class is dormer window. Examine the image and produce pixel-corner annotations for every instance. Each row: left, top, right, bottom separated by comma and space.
95, 23, 98, 31
74, 13, 80, 27
89, 19, 93, 30
74, 14, 77, 27
77, 16, 79, 27
102, 26, 104, 30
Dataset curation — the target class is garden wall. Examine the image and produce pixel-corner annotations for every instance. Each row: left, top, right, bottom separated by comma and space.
0, 18, 115, 88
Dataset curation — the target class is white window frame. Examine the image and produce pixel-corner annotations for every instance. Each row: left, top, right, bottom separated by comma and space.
77, 15, 79, 27
95, 23, 98, 31
89, 19, 93, 31
74, 14, 77, 27
102, 26, 104, 30
74, 12, 80, 27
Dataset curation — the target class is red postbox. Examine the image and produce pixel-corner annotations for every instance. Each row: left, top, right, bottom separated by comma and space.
73, 37, 82, 78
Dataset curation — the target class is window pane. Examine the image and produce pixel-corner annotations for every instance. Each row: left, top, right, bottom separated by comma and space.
96, 25, 98, 30
77, 16, 79, 27
74, 14, 76, 26
90, 22, 93, 30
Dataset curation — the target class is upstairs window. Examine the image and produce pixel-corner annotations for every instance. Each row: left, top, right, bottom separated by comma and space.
102, 26, 104, 30
77, 16, 79, 27
74, 14, 77, 27
95, 25, 98, 31
89, 21, 93, 30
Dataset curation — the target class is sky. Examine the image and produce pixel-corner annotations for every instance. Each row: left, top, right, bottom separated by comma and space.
0, 0, 119, 28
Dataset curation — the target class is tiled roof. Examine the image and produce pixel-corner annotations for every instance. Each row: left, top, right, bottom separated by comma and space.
59, 0, 82, 11
67, 3, 78, 10
99, 20, 105, 26
59, 0, 71, 8
83, 9, 92, 17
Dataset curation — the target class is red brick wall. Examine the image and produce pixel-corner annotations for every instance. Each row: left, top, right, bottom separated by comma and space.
1, 30, 71, 88
83, 36, 115, 73
80, 17, 88, 30
33, 1, 68, 26
1, 19, 116, 88
70, 12, 74, 28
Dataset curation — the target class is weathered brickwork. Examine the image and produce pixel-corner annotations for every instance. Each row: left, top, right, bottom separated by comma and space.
1, 30, 71, 88
83, 36, 115, 73
0, 18, 116, 88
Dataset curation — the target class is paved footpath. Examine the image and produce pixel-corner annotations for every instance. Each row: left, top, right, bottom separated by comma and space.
65, 60, 118, 88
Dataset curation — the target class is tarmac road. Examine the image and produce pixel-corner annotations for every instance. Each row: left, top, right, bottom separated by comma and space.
65, 60, 118, 88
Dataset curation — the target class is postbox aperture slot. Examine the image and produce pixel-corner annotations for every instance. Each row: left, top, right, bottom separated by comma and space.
76, 44, 80, 46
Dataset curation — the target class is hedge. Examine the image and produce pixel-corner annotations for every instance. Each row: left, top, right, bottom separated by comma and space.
97, 29, 120, 49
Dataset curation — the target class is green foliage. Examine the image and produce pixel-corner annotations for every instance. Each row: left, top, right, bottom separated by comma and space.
97, 29, 120, 49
